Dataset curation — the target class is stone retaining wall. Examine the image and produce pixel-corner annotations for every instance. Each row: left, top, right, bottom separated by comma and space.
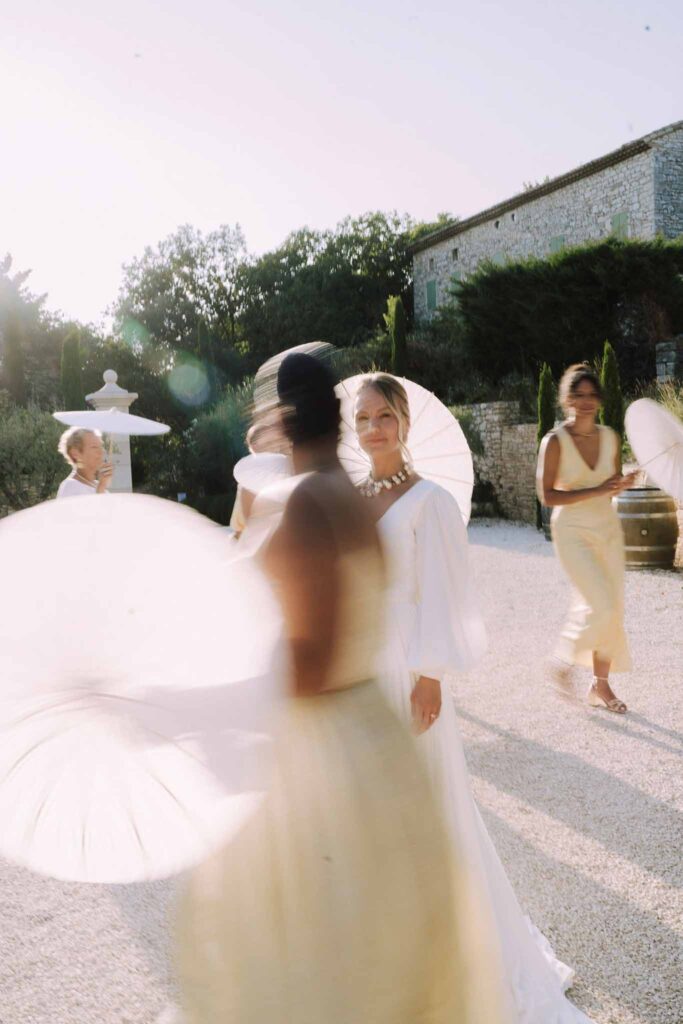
467, 401, 537, 524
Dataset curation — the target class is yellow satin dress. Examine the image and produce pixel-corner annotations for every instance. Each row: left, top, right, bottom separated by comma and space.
175, 474, 471, 1024
551, 425, 631, 673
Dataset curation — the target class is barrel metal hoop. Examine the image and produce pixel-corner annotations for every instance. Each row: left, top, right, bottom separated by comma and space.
624, 545, 676, 552
618, 512, 676, 519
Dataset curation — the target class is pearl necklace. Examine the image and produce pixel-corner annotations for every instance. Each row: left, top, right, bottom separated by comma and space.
359, 463, 412, 498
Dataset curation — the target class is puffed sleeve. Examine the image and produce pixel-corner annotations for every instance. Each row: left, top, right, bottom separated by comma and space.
407, 486, 487, 679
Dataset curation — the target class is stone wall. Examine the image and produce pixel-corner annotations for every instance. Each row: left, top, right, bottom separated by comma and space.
654, 129, 683, 239
467, 401, 537, 524
413, 123, 683, 324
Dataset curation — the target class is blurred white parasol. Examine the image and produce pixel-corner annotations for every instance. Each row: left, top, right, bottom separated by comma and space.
625, 398, 683, 500
234, 453, 292, 494
0, 495, 283, 884
336, 374, 474, 524
53, 408, 170, 436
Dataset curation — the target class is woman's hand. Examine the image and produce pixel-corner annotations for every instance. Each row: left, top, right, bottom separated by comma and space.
596, 472, 636, 497
96, 463, 114, 493
410, 676, 441, 734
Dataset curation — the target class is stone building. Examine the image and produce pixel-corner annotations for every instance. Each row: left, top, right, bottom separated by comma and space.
411, 120, 683, 323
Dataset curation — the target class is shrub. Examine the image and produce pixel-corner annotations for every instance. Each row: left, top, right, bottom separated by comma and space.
448, 405, 484, 456
182, 382, 252, 523
334, 331, 392, 379
0, 400, 65, 513
454, 237, 683, 387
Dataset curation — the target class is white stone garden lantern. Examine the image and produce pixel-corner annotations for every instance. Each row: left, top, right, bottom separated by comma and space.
86, 370, 139, 493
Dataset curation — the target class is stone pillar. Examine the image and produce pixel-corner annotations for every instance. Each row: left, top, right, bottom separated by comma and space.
86, 370, 138, 493
656, 337, 683, 382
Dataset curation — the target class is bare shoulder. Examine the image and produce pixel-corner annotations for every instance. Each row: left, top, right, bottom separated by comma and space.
540, 430, 561, 456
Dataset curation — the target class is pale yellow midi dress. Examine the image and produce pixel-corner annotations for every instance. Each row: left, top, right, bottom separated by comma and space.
175, 476, 471, 1024
551, 425, 631, 673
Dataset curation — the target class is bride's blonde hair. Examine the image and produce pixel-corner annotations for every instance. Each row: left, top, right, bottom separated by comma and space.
356, 373, 411, 446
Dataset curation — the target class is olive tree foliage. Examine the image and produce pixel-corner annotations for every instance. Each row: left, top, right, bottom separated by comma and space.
113, 224, 248, 379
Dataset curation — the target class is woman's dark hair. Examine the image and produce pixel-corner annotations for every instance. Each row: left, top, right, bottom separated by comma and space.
558, 363, 603, 414
276, 352, 340, 444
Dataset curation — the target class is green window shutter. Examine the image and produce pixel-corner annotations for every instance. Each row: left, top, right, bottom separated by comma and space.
426, 279, 437, 312
550, 235, 565, 254
611, 212, 629, 239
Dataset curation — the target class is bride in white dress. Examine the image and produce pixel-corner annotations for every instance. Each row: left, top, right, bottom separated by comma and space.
353, 373, 594, 1024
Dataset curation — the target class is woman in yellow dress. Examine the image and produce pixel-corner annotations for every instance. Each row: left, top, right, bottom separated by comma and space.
537, 364, 636, 713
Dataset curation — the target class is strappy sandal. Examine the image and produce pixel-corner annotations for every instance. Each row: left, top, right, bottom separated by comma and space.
588, 677, 627, 714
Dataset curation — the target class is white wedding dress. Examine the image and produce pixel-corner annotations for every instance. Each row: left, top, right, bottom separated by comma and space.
377, 477, 594, 1024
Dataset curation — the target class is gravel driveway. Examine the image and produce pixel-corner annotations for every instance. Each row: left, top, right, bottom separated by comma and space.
1, 521, 681, 1024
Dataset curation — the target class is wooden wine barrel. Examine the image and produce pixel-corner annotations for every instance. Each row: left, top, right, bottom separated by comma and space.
614, 487, 679, 570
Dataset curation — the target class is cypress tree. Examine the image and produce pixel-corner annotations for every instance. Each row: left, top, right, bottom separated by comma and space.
536, 362, 556, 529
599, 340, 624, 438
384, 295, 408, 377
61, 328, 83, 409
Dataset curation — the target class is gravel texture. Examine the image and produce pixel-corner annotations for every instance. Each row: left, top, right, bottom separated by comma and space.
1, 520, 681, 1024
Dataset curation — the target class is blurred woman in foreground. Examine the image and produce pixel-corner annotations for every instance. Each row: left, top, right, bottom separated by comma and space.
56, 427, 113, 497
176, 352, 470, 1023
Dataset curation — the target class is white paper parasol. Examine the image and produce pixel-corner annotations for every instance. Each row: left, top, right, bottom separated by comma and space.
234, 453, 292, 494
625, 398, 683, 500
336, 375, 474, 524
53, 408, 170, 436
0, 495, 283, 884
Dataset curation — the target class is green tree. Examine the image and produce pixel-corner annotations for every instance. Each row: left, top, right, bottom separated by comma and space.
384, 295, 408, 376
1, 254, 63, 407
113, 223, 248, 379
61, 327, 83, 408
600, 340, 625, 438
238, 212, 454, 370
1, 313, 27, 405
536, 363, 556, 528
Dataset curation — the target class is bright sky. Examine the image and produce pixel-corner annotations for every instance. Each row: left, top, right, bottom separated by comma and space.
1, 0, 680, 325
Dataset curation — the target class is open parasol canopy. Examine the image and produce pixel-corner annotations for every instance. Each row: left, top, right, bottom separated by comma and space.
625, 398, 683, 500
53, 408, 170, 436
0, 495, 283, 884
234, 453, 292, 494
336, 375, 474, 524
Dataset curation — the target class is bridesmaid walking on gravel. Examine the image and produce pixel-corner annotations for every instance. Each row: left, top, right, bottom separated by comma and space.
537, 363, 636, 712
